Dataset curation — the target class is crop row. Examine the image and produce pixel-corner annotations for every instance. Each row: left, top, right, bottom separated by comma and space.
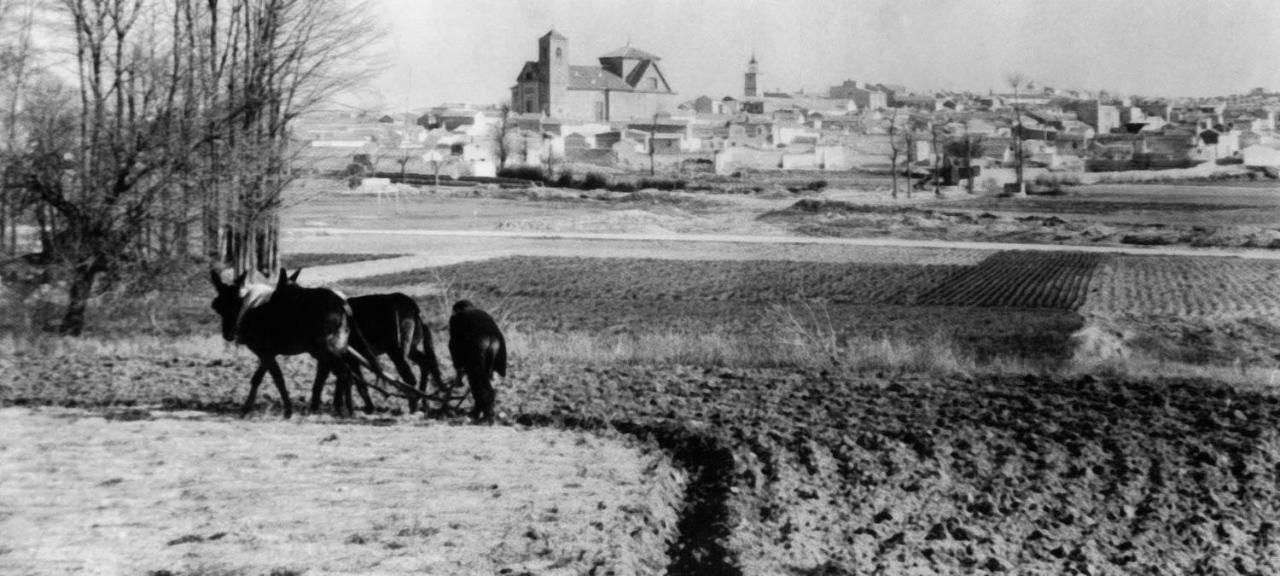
352, 256, 965, 305
914, 251, 1107, 310
1085, 255, 1280, 318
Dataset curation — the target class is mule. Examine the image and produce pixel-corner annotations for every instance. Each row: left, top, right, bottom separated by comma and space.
448, 300, 507, 424
287, 269, 446, 414
210, 268, 420, 418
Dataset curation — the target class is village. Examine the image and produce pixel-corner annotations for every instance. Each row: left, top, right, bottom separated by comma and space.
296, 29, 1280, 191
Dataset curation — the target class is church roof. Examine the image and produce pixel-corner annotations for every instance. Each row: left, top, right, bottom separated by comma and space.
541, 29, 566, 40
569, 66, 632, 91
600, 45, 660, 60
625, 59, 656, 87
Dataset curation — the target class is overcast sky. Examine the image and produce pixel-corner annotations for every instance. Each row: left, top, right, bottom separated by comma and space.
364, 0, 1280, 109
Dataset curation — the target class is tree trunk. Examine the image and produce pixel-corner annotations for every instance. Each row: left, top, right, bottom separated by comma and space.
0, 169, 8, 255
966, 136, 975, 194
890, 153, 898, 199
60, 261, 100, 335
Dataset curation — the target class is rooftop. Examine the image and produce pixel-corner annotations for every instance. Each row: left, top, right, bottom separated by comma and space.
569, 66, 632, 91
600, 45, 661, 60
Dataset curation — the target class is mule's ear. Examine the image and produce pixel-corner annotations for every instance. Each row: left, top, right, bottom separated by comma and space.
289, 268, 302, 284
210, 269, 223, 288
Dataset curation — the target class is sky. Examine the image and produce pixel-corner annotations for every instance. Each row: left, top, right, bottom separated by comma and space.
361, 0, 1280, 110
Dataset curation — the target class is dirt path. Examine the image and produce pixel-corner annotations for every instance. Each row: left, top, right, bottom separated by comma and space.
0, 407, 682, 576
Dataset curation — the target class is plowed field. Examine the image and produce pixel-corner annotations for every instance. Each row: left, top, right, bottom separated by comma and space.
915, 251, 1107, 309
7, 353, 1280, 576
348, 256, 964, 305
506, 366, 1280, 576
1087, 255, 1280, 318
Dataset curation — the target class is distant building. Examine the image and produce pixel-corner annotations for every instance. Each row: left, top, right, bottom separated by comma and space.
744, 54, 759, 98
1066, 100, 1121, 135
510, 30, 677, 122
828, 80, 886, 111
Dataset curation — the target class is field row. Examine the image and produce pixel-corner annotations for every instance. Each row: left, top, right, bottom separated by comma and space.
350, 257, 965, 305
915, 251, 1107, 309
1085, 255, 1280, 318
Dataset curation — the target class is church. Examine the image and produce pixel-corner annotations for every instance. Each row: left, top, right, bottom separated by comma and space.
511, 30, 677, 122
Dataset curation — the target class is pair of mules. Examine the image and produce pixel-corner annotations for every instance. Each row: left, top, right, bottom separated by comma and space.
210, 267, 506, 422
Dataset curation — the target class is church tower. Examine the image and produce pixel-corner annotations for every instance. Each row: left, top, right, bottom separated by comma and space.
744, 54, 758, 98
538, 30, 569, 117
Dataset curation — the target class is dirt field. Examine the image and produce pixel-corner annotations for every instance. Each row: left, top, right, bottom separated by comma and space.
11, 180, 1280, 575
0, 407, 683, 576
9, 353, 1280, 576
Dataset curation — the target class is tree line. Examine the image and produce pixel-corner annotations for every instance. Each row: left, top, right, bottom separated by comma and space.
0, 0, 375, 334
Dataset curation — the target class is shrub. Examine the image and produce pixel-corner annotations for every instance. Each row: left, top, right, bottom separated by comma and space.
497, 166, 548, 182
554, 170, 576, 189
580, 172, 609, 190
345, 163, 365, 189
807, 179, 828, 191
636, 178, 687, 191
1120, 234, 1175, 246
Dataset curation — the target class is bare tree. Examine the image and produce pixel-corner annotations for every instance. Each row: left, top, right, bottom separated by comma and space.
421, 130, 455, 192
14, 0, 378, 334
490, 103, 512, 170
929, 112, 952, 197
885, 107, 902, 199
1006, 71, 1030, 195
0, 0, 39, 255
21, 0, 213, 334
945, 133, 985, 195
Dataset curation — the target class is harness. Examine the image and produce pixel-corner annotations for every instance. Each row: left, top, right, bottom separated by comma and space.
234, 284, 275, 345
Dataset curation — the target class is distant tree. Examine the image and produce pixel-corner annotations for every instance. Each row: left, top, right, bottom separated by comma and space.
929, 113, 953, 197
490, 104, 513, 169
945, 133, 985, 194
389, 117, 422, 182
1006, 71, 1031, 195
421, 131, 456, 192
885, 108, 903, 199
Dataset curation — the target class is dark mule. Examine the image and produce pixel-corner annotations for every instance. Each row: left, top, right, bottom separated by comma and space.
288, 270, 446, 414
209, 268, 419, 418
448, 300, 507, 424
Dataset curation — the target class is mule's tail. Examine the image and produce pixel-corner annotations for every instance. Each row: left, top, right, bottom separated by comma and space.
417, 309, 446, 389
480, 335, 504, 380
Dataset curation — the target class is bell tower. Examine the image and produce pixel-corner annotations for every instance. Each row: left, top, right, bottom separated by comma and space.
744, 54, 758, 98
538, 30, 569, 116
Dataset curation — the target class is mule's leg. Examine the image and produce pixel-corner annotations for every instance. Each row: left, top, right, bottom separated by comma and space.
347, 361, 376, 414
467, 366, 494, 424
264, 357, 292, 419
390, 353, 419, 413
241, 363, 269, 417
334, 371, 352, 417
330, 357, 366, 417
310, 361, 331, 414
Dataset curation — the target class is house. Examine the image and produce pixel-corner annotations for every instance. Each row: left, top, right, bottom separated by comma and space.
1066, 100, 1121, 134
828, 80, 886, 111
651, 133, 682, 154
727, 121, 772, 148
895, 94, 942, 111
510, 30, 677, 122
